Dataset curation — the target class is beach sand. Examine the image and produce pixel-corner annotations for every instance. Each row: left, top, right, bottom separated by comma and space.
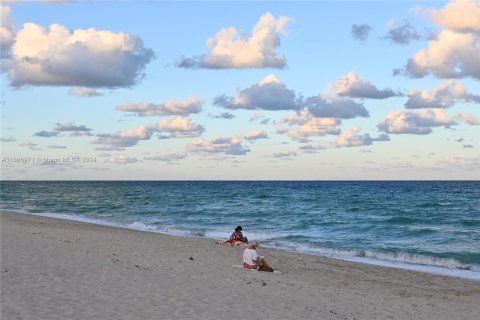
1, 210, 479, 320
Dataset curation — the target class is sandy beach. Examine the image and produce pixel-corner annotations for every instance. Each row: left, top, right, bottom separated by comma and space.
1, 210, 479, 320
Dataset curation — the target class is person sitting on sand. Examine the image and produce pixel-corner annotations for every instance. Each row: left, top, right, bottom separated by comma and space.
217, 226, 248, 246
243, 241, 273, 272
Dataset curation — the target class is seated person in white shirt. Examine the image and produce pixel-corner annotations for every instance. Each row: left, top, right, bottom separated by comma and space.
242, 241, 273, 272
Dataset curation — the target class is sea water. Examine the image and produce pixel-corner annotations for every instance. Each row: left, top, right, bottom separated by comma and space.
1, 181, 479, 280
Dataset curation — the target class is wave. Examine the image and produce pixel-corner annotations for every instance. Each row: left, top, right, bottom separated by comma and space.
265, 241, 480, 280
385, 216, 418, 225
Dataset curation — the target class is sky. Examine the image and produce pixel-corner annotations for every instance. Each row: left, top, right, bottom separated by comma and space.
0, 0, 479, 180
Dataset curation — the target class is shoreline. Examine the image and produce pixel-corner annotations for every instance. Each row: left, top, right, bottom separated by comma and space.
2, 210, 480, 319
2, 209, 479, 281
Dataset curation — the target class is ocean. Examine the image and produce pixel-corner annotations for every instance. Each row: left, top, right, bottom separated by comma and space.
1, 181, 479, 280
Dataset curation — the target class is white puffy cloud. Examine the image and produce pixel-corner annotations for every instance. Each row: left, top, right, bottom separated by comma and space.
455, 112, 480, 125
116, 97, 203, 117
215, 74, 371, 119
244, 129, 268, 141
279, 109, 341, 141
1, 6, 16, 57
334, 127, 390, 148
178, 12, 290, 69
404, 1, 480, 80
433, 0, 480, 33
214, 74, 299, 110
151, 117, 205, 138
186, 136, 250, 155
144, 152, 187, 162
68, 87, 102, 97
405, 81, 479, 108
405, 30, 480, 79
323, 71, 400, 100
378, 108, 456, 134
94, 124, 152, 150
6, 22, 154, 88
104, 155, 139, 165
94, 118, 204, 150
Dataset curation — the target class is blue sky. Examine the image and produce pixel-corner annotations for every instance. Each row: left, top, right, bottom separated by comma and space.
1, 0, 479, 180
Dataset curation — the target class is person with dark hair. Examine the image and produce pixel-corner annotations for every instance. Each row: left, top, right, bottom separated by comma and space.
216, 226, 249, 246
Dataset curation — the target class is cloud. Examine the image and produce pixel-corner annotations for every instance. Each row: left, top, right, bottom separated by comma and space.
244, 129, 268, 141
18, 141, 37, 147
272, 150, 298, 158
6, 22, 154, 88
1, 5, 16, 57
54, 122, 93, 136
463, 144, 475, 148
404, 1, 480, 80
298, 143, 326, 153
279, 109, 341, 141
405, 80, 480, 108
323, 71, 400, 100
94, 124, 152, 150
18, 141, 41, 150
455, 112, 480, 125
378, 108, 456, 134
104, 155, 139, 165
432, 0, 480, 33
305, 96, 369, 119
334, 127, 390, 148
116, 96, 203, 117
260, 118, 271, 125
210, 112, 235, 119
214, 74, 299, 111
405, 30, 480, 79
215, 73, 373, 118
68, 87, 102, 97
35, 122, 93, 137
47, 145, 67, 149
93, 118, 204, 150
34, 130, 58, 137
0, 136, 15, 142
437, 155, 480, 170
186, 135, 250, 155
384, 22, 421, 44
351, 24, 372, 42
150, 117, 205, 138
249, 112, 265, 122
178, 12, 290, 69
144, 152, 187, 162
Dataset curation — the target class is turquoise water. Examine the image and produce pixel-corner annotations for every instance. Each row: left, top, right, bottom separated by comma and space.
1, 181, 479, 279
